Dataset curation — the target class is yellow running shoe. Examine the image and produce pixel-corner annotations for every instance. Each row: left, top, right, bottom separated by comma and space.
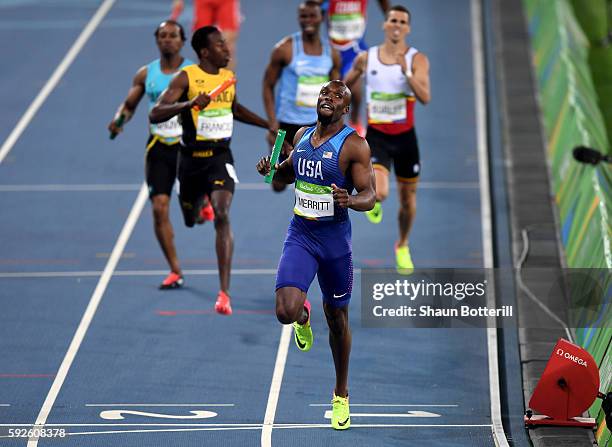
331, 393, 350, 430
293, 299, 313, 352
365, 201, 383, 224
395, 244, 414, 275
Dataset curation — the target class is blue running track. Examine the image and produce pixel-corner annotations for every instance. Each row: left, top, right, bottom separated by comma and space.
0, 0, 513, 445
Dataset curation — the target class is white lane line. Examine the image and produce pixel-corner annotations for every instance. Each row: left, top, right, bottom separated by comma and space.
112, 269, 281, 276
27, 183, 148, 447
0, 0, 116, 164
471, 0, 509, 446
0, 184, 141, 192
1, 422, 492, 428
0, 181, 479, 192
0, 268, 368, 279
323, 410, 441, 419
64, 427, 261, 437
0, 183, 268, 192
0, 269, 280, 278
85, 404, 234, 407
0, 404, 10, 407
2, 423, 494, 439
309, 404, 458, 407
99, 410, 216, 420
261, 324, 292, 447
276, 423, 492, 429
3, 424, 259, 427
0, 271, 106, 278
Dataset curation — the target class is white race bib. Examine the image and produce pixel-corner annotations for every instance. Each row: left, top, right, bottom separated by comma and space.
294, 180, 334, 219
197, 108, 233, 140
368, 92, 407, 123
150, 116, 182, 139
329, 14, 365, 41
296, 75, 328, 108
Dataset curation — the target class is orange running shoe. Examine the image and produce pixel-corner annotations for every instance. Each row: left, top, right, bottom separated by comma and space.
200, 201, 215, 222
195, 196, 215, 225
215, 290, 233, 315
159, 272, 184, 290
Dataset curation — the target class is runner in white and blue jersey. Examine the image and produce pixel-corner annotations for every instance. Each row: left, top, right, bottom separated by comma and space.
262, 1, 341, 192
257, 80, 376, 431
344, 5, 431, 273
108, 21, 193, 290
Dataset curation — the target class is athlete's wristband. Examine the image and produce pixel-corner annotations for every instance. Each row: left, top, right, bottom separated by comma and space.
109, 113, 126, 140
265, 129, 286, 184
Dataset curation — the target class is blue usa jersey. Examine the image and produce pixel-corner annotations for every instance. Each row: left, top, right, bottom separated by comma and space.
292, 125, 355, 222
277, 123, 356, 296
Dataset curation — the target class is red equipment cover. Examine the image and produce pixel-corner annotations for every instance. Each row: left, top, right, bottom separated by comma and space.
529, 338, 600, 420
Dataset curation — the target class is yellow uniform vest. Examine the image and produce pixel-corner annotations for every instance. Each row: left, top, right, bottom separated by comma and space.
179, 64, 236, 150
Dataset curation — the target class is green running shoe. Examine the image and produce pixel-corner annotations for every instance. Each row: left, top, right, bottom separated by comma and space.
395, 244, 414, 275
293, 299, 313, 352
331, 393, 350, 430
365, 201, 383, 224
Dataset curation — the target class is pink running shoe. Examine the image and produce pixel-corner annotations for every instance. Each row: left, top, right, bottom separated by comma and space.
215, 290, 233, 315
159, 272, 184, 290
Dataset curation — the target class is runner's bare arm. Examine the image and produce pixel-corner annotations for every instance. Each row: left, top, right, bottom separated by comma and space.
263, 38, 291, 134
149, 71, 206, 123
343, 51, 367, 89
108, 66, 146, 134
407, 52, 431, 104
233, 96, 270, 129
376, 0, 391, 14
330, 48, 342, 81
334, 134, 375, 211
170, 0, 184, 19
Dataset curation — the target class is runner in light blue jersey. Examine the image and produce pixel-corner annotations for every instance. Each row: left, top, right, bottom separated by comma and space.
144, 56, 193, 144
108, 20, 193, 290
257, 80, 376, 430
262, 1, 341, 192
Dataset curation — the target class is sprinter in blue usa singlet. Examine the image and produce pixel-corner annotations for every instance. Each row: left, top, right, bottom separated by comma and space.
257, 80, 376, 430
277, 124, 355, 307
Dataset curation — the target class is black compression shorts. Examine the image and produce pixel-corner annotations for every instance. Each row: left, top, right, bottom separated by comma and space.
145, 136, 179, 198
366, 126, 420, 182
177, 147, 237, 227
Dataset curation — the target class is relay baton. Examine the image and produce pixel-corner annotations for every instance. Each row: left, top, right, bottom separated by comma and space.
109, 113, 125, 140
170, 0, 183, 20
193, 77, 236, 111
265, 129, 286, 184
